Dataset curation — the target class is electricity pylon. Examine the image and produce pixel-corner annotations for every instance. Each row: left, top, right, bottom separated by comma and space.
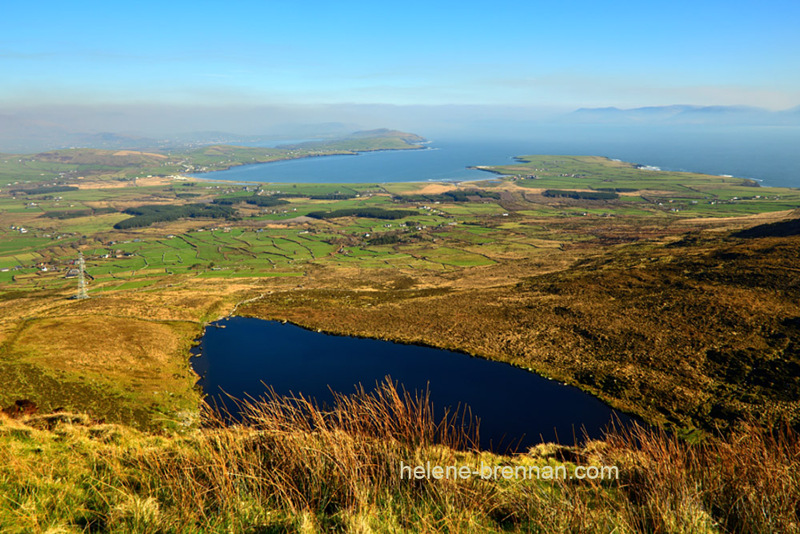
75, 252, 89, 300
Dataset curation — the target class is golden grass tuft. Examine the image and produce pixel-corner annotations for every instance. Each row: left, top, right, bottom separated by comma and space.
1, 382, 799, 532
606, 421, 800, 534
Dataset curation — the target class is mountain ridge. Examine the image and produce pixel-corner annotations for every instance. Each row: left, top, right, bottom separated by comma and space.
570, 104, 799, 125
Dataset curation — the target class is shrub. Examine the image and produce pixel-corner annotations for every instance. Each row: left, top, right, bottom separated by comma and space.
113, 204, 236, 229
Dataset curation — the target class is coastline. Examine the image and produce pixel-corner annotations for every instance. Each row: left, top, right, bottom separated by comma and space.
187, 144, 429, 180
467, 165, 509, 177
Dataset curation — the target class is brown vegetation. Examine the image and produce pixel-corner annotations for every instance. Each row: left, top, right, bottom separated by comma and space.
240, 233, 800, 434
1, 381, 797, 532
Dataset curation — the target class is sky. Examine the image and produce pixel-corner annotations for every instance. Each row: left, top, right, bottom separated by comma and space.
2, 0, 799, 137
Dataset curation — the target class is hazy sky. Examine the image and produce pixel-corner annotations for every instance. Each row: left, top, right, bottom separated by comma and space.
3, 0, 799, 112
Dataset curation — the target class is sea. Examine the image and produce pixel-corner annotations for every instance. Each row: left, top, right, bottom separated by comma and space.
191, 124, 800, 188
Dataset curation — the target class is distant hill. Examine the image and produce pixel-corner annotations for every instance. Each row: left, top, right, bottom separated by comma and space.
0, 117, 365, 153
0, 119, 161, 153
573, 105, 697, 120
0, 129, 429, 185
346, 129, 426, 142
277, 129, 427, 151
171, 123, 360, 146
570, 105, 800, 125
33, 148, 169, 166
0, 114, 75, 153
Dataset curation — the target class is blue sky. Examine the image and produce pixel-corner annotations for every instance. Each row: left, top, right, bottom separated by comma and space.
2, 0, 799, 110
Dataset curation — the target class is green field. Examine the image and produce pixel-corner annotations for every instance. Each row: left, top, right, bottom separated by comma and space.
2, 153, 798, 295
1, 150, 800, 533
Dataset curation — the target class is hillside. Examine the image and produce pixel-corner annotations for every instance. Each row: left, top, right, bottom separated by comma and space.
277, 128, 427, 151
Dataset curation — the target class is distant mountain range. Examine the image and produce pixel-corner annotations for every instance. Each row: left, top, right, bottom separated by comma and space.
569, 105, 800, 125
0, 118, 358, 154
2, 105, 798, 153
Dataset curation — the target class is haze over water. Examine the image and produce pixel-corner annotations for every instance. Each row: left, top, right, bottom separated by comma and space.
194, 125, 800, 188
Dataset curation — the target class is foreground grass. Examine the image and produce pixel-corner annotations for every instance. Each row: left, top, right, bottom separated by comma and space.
1, 381, 797, 533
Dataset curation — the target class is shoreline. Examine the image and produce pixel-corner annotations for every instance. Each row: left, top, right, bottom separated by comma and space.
187, 144, 429, 180
183, 173, 500, 187
191, 314, 641, 450
183, 145, 507, 186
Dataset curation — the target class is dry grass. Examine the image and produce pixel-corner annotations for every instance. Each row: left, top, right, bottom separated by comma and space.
240, 234, 800, 434
11, 315, 187, 373
145, 381, 479, 522
0, 381, 798, 533
605, 422, 800, 534
0, 312, 203, 428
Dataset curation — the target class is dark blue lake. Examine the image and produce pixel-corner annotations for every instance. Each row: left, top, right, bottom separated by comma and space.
192, 317, 635, 451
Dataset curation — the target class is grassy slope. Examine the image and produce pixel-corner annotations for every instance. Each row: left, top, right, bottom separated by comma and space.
239, 232, 800, 435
